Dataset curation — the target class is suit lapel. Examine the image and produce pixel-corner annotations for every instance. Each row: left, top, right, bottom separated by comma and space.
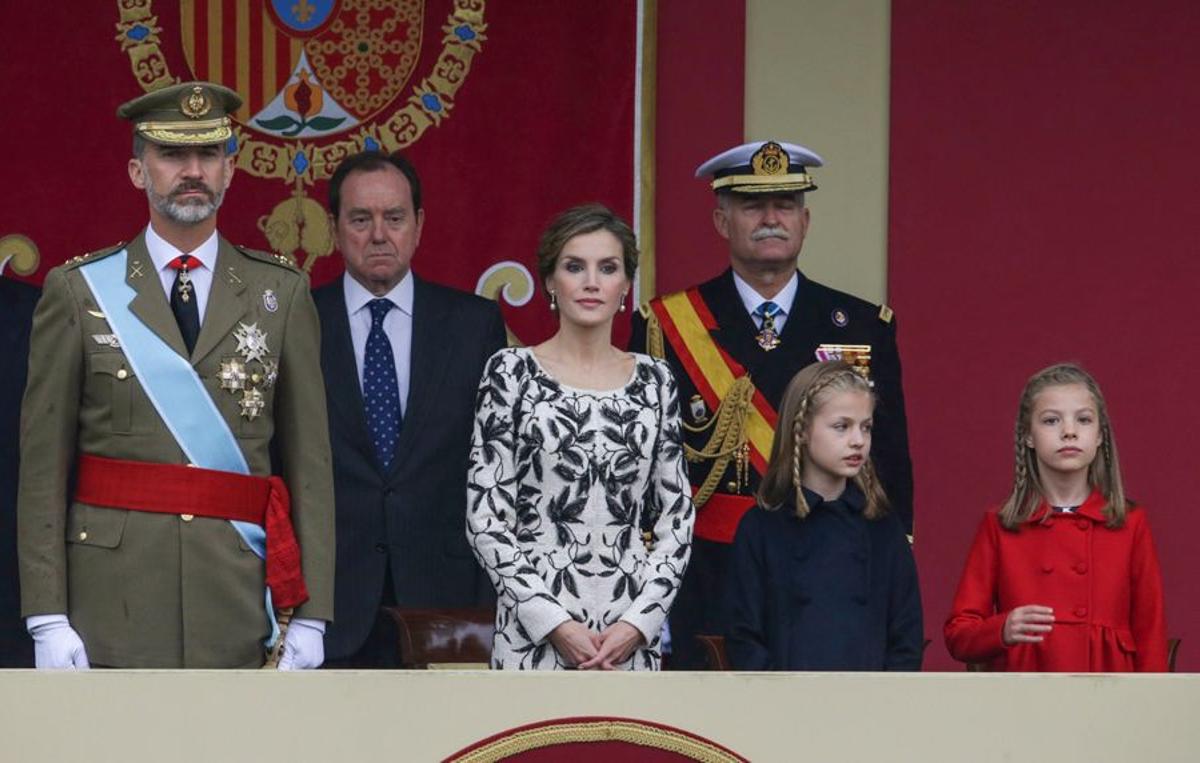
189, 239, 248, 365
124, 233, 189, 358
390, 276, 449, 475
319, 282, 376, 465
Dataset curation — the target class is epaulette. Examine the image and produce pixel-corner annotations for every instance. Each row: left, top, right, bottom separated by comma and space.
878, 304, 894, 324
62, 243, 125, 269
637, 301, 655, 319
236, 244, 299, 271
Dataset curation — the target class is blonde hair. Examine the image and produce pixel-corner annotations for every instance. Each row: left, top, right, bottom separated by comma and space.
757, 361, 888, 520
999, 363, 1128, 529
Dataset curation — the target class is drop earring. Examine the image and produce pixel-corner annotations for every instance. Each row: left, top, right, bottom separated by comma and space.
549, 291, 558, 311
618, 293, 627, 312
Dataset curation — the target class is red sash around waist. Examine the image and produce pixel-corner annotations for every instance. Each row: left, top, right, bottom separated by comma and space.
74, 454, 308, 609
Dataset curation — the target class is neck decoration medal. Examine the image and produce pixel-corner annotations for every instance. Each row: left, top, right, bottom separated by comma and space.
756, 310, 781, 351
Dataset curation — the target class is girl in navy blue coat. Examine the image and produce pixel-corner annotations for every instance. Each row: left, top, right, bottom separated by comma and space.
724, 360, 923, 670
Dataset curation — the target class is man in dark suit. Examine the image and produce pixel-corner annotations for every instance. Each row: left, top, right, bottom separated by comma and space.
315, 151, 506, 667
1, 275, 39, 667
630, 140, 914, 668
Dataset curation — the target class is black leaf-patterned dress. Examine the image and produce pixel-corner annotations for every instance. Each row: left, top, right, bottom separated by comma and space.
466, 347, 694, 670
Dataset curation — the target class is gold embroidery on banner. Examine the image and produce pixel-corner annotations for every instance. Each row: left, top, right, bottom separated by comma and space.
0, 234, 40, 276
447, 719, 745, 763
115, 0, 488, 184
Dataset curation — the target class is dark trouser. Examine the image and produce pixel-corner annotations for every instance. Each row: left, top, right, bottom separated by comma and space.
323, 565, 400, 669
666, 536, 731, 670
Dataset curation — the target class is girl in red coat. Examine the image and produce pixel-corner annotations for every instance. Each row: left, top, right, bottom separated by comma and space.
944, 363, 1167, 671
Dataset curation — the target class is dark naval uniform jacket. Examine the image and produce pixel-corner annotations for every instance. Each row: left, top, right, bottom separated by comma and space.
17, 231, 335, 668
629, 267, 913, 667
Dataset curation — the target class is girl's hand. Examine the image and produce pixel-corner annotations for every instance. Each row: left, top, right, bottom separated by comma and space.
579, 622, 645, 670
1003, 605, 1055, 645
548, 620, 602, 668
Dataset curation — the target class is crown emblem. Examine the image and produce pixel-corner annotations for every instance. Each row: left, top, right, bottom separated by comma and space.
751, 141, 789, 176
181, 86, 212, 119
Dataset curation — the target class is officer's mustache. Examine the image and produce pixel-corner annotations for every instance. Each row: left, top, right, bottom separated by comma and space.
751, 226, 789, 241
170, 182, 215, 201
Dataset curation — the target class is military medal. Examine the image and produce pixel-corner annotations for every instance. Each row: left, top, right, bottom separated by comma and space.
689, 394, 709, 424
755, 301, 782, 351
233, 322, 269, 363
239, 387, 266, 421
218, 357, 248, 391
831, 308, 848, 327
260, 358, 279, 388
816, 343, 874, 383
176, 266, 193, 303
262, 289, 279, 313
755, 314, 781, 351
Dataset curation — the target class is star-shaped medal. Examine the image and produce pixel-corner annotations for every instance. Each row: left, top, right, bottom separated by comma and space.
218, 357, 247, 391
239, 387, 266, 421
260, 358, 279, 388
233, 322, 270, 363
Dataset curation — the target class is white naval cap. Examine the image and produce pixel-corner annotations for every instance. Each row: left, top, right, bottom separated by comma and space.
695, 140, 824, 194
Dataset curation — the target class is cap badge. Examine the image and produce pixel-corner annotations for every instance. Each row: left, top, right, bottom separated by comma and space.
181, 86, 212, 119
751, 141, 790, 177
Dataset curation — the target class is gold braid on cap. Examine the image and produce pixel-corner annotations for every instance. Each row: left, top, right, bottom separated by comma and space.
683, 375, 754, 508
711, 173, 815, 192
136, 116, 232, 145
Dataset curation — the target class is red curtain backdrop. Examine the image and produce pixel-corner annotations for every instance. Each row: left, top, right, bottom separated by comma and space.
0, 1, 641, 346
654, 1, 745, 296
891, 0, 1200, 670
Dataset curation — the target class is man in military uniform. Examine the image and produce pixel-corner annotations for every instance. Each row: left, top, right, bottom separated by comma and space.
17, 82, 334, 669
630, 140, 913, 669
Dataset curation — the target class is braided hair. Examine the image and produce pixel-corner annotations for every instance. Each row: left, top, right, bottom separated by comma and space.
757, 361, 889, 520
999, 363, 1128, 529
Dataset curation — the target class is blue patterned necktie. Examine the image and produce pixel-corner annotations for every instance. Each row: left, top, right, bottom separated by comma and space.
754, 300, 783, 351
364, 298, 402, 469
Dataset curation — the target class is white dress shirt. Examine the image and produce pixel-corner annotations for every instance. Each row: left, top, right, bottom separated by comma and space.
144, 224, 219, 324
343, 271, 413, 416
733, 269, 798, 333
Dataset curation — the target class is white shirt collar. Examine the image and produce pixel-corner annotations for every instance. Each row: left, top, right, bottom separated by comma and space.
343, 269, 414, 317
144, 223, 219, 273
732, 269, 799, 317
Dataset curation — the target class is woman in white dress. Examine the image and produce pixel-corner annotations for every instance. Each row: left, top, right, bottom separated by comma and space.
467, 204, 694, 670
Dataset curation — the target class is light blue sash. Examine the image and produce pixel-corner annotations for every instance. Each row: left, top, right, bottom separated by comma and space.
80, 249, 279, 645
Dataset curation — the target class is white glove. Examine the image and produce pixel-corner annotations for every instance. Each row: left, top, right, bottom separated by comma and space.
27, 614, 90, 670
276, 617, 326, 670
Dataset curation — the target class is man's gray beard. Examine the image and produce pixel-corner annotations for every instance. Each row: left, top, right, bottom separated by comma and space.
145, 178, 225, 225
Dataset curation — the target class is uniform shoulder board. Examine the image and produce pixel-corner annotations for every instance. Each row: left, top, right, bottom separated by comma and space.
63, 242, 126, 269
237, 244, 299, 270
878, 304, 894, 324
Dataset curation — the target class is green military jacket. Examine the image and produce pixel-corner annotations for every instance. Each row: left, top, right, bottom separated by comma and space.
18, 231, 334, 668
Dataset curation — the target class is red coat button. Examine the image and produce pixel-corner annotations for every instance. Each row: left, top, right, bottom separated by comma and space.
1041, 564, 1054, 574
1075, 607, 1087, 618
1075, 563, 1088, 574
